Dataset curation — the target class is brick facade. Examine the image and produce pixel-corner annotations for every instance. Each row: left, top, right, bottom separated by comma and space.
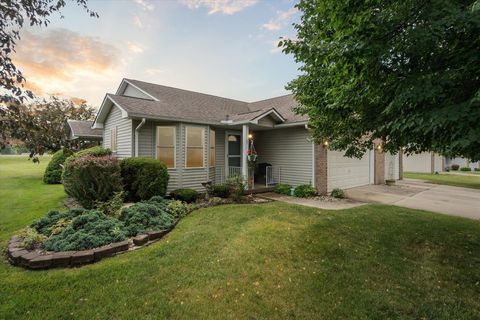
398, 149, 404, 180
374, 141, 385, 185
314, 144, 328, 195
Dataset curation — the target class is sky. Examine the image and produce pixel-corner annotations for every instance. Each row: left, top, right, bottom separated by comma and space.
13, 0, 300, 107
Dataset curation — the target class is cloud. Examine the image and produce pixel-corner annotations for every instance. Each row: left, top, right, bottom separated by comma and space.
145, 68, 165, 75
134, 0, 154, 11
270, 39, 283, 54
127, 42, 145, 54
262, 7, 297, 31
13, 28, 123, 104
179, 0, 257, 15
133, 14, 143, 28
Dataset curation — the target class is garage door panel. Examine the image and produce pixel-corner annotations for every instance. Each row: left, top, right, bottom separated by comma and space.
327, 151, 370, 191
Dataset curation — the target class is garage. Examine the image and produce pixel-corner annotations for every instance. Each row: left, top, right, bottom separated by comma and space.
384, 153, 400, 180
403, 152, 432, 173
327, 150, 372, 191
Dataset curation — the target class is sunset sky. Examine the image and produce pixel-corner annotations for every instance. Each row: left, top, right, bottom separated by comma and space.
14, 0, 300, 107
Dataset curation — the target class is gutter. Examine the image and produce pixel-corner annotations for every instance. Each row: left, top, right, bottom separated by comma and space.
134, 118, 146, 157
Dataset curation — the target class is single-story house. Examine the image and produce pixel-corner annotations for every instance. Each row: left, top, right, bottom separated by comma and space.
66, 120, 103, 141
91, 78, 401, 193
446, 157, 480, 170
403, 152, 479, 173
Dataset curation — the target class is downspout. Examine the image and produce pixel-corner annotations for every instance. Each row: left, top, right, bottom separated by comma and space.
134, 118, 146, 157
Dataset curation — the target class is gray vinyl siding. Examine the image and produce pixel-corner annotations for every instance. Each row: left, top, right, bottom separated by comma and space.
255, 127, 313, 186
103, 105, 132, 159
213, 128, 225, 184
123, 84, 151, 99
257, 115, 276, 127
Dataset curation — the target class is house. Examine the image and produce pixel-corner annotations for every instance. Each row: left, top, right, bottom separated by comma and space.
403, 152, 479, 172
66, 120, 103, 141
92, 79, 401, 193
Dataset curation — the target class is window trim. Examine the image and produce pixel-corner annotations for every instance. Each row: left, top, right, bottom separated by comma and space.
155, 125, 176, 169
185, 126, 205, 169
209, 129, 215, 167
110, 126, 117, 153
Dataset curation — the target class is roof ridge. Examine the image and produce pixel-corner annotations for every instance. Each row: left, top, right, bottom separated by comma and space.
248, 93, 294, 105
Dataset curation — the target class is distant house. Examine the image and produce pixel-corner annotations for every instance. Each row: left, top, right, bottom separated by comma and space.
66, 120, 103, 141
403, 152, 479, 172
91, 78, 401, 193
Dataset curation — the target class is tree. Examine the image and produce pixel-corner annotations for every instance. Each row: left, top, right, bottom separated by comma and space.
0, 96, 97, 161
281, 0, 480, 160
0, 0, 98, 104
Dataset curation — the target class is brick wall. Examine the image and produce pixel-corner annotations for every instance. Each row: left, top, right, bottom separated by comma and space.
314, 144, 328, 195
374, 141, 385, 185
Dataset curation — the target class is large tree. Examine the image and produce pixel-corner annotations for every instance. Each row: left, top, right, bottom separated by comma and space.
0, 0, 97, 103
281, 0, 480, 160
0, 97, 96, 161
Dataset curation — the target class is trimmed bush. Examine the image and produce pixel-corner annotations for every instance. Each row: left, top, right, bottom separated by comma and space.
475, 168, 480, 172
451, 164, 460, 171
170, 188, 199, 203
120, 158, 169, 202
460, 167, 472, 171
63, 155, 123, 209
45, 210, 128, 252
212, 184, 230, 198
119, 198, 175, 236
330, 188, 345, 199
62, 146, 111, 181
43, 149, 72, 184
167, 200, 194, 219
31, 208, 87, 236
293, 184, 317, 198
275, 183, 292, 195
226, 175, 246, 203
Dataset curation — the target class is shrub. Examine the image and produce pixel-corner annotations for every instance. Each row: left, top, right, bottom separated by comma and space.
212, 184, 230, 198
95, 191, 125, 217
62, 155, 123, 209
170, 188, 199, 203
119, 200, 175, 236
120, 158, 169, 202
451, 164, 459, 171
460, 167, 472, 171
275, 183, 292, 195
45, 210, 128, 252
43, 149, 72, 184
31, 208, 87, 236
167, 200, 194, 219
226, 175, 245, 203
17, 228, 48, 250
293, 184, 317, 198
330, 188, 345, 199
62, 146, 111, 182
475, 168, 480, 172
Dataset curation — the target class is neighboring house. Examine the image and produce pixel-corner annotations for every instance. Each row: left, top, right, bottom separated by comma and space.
445, 157, 480, 170
403, 152, 444, 173
66, 120, 103, 141
92, 78, 401, 193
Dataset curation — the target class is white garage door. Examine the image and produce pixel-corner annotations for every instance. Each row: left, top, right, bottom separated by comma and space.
384, 153, 400, 180
403, 153, 431, 173
434, 155, 443, 172
327, 150, 371, 191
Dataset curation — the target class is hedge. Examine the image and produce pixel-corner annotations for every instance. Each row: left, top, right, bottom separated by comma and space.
43, 149, 72, 184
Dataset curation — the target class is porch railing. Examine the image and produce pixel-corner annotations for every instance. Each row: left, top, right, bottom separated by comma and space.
215, 166, 281, 189
266, 166, 281, 187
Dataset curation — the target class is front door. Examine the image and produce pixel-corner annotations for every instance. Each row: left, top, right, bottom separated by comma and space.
226, 132, 241, 176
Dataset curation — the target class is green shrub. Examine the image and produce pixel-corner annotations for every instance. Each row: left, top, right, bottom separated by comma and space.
119, 200, 175, 236
95, 191, 125, 217
62, 155, 123, 209
170, 188, 199, 203
43, 149, 72, 184
120, 157, 169, 202
31, 208, 87, 236
167, 200, 194, 218
226, 175, 245, 203
460, 167, 472, 171
451, 164, 460, 171
212, 184, 230, 198
275, 183, 292, 195
475, 168, 480, 172
45, 210, 128, 252
293, 184, 317, 198
17, 228, 48, 250
330, 188, 345, 199
62, 146, 111, 182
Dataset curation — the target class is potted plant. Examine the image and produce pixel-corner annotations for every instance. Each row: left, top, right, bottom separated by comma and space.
247, 149, 257, 162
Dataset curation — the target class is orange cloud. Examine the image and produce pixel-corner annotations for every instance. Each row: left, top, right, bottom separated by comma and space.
12, 28, 121, 102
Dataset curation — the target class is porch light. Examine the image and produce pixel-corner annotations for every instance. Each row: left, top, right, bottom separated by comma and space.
248, 133, 253, 140
377, 144, 383, 151
323, 140, 329, 146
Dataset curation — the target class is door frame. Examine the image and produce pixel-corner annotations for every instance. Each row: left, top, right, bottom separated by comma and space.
224, 130, 242, 176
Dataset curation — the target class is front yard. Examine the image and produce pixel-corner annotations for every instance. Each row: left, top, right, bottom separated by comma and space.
404, 171, 480, 189
1, 156, 480, 319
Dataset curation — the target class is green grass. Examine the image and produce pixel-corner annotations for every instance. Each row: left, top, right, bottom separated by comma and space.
404, 171, 480, 189
1, 156, 480, 319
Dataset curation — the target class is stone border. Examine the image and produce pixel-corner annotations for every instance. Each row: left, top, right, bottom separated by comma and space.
6, 227, 173, 270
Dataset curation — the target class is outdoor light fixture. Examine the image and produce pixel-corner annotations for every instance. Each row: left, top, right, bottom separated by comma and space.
324, 140, 329, 146
248, 133, 253, 140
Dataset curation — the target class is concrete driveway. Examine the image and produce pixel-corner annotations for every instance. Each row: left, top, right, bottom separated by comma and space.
346, 179, 480, 220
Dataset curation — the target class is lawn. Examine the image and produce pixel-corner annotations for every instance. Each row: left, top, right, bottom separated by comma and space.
1, 156, 480, 319
404, 171, 480, 189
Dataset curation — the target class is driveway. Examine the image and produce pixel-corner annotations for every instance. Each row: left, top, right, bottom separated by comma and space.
346, 179, 480, 220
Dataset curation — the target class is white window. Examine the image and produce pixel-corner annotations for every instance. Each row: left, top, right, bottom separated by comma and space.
210, 129, 215, 167
110, 127, 117, 152
185, 126, 205, 168
156, 126, 176, 169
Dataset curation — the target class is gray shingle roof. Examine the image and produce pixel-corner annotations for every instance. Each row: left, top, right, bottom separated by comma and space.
67, 120, 103, 138
106, 79, 307, 124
